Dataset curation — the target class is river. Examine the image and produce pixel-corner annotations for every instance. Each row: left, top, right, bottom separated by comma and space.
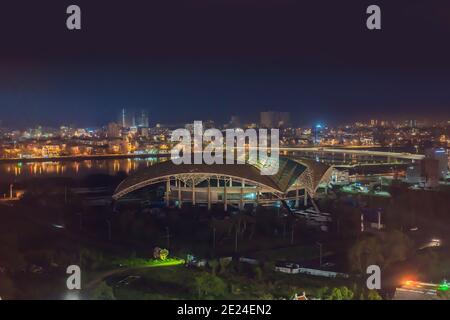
0, 157, 163, 185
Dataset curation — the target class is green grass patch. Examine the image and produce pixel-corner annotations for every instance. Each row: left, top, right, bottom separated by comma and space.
114, 257, 185, 268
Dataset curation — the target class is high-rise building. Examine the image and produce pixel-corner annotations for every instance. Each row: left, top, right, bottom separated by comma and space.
120, 108, 132, 128
107, 122, 122, 138
260, 111, 291, 128
140, 127, 149, 138
203, 120, 215, 129
425, 147, 449, 179
408, 119, 417, 128
406, 164, 423, 185
137, 110, 149, 128
229, 115, 241, 128
119, 108, 149, 128
421, 158, 440, 188
313, 124, 325, 145
260, 111, 274, 128
278, 112, 291, 128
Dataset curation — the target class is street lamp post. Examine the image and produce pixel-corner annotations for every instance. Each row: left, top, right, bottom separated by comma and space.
317, 242, 323, 267
377, 210, 381, 230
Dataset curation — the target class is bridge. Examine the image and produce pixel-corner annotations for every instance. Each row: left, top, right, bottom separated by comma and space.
277, 147, 424, 167
279, 147, 424, 160
0, 147, 425, 166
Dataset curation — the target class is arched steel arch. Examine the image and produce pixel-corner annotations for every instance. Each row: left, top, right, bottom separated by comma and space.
112, 157, 333, 208
112, 172, 283, 200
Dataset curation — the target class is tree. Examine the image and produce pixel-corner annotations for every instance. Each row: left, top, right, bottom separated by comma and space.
91, 281, 115, 300
194, 272, 227, 299
218, 258, 231, 274
367, 290, 382, 300
348, 236, 384, 273
208, 259, 219, 275
253, 266, 263, 281
381, 230, 413, 268
329, 288, 343, 300
339, 286, 354, 300
159, 248, 169, 261
316, 286, 330, 300
153, 247, 169, 260
153, 247, 161, 259
258, 293, 274, 300
328, 286, 354, 300
348, 230, 412, 274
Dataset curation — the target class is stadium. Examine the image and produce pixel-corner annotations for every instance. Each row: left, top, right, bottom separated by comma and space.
113, 157, 333, 211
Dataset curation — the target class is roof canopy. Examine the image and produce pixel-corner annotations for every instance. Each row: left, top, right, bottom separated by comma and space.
113, 157, 332, 199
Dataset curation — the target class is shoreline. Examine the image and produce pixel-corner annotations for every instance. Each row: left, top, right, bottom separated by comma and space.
0, 153, 171, 164
0, 145, 424, 164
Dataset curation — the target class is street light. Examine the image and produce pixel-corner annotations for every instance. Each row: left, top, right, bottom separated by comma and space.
430, 238, 441, 247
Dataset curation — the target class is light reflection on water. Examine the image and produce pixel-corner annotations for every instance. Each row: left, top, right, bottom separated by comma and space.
0, 157, 162, 183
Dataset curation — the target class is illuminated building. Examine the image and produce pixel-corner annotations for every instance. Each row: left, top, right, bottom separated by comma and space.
107, 122, 122, 138
425, 147, 449, 179
260, 111, 291, 128
139, 127, 149, 138
113, 157, 333, 211
41, 145, 62, 157
229, 115, 241, 128
136, 110, 149, 128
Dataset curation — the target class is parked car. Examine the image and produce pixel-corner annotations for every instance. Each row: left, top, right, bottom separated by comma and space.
275, 261, 300, 274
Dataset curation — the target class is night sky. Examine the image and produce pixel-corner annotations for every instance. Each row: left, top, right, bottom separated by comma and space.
1, 0, 450, 127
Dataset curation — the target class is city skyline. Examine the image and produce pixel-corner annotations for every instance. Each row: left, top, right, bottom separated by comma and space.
0, 112, 448, 131
1, 1, 450, 303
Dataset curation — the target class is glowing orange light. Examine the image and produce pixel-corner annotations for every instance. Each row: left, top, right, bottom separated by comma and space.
404, 280, 413, 286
